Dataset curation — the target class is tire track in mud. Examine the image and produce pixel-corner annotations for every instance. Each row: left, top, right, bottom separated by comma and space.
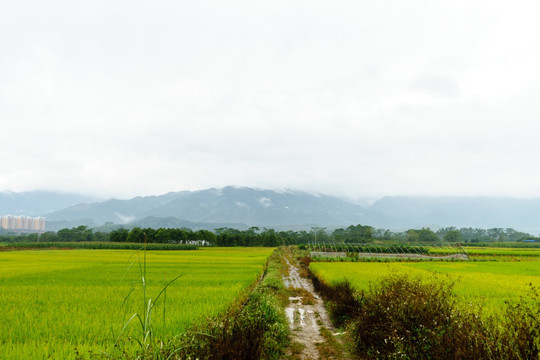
282, 257, 346, 359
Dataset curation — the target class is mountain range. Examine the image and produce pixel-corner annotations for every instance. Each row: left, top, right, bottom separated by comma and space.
0, 191, 99, 217
43, 187, 404, 231
2, 187, 540, 234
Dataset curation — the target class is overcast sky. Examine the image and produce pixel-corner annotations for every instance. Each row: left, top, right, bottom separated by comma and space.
1, 0, 540, 200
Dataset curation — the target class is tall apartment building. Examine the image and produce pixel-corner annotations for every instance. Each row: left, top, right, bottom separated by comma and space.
0, 215, 46, 232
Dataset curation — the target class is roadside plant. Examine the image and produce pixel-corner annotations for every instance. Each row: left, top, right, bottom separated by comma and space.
113, 236, 184, 356
495, 284, 540, 359
347, 274, 492, 359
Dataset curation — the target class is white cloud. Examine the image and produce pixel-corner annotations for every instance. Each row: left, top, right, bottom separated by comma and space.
234, 202, 250, 208
1, 0, 540, 198
114, 212, 135, 224
259, 197, 273, 208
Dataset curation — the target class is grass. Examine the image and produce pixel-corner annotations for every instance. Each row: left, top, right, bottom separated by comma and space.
168, 246, 290, 360
0, 247, 274, 359
463, 246, 540, 257
310, 253, 540, 315
0, 241, 198, 251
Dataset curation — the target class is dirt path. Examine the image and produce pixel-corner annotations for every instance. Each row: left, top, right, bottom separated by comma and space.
282, 257, 349, 360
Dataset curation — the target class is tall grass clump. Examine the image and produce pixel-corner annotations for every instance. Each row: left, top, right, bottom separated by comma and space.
109, 238, 187, 359
113, 247, 289, 359
113, 277, 182, 357
111, 244, 280, 359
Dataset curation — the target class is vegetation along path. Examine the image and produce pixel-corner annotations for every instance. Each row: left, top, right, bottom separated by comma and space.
281, 252, 351, 360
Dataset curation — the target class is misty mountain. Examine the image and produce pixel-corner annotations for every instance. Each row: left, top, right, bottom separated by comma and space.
45, 186, 403, 229
44, 217, 249, 233
46, 219, 97, 232
7, 188, 540, 234
131, 217, 249, 231
46, 191, 191, 224
0, 191, 100, 217
370, 196, 540, 233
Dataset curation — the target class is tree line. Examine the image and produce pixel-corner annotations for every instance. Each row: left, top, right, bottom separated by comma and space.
0, 224, 536, 246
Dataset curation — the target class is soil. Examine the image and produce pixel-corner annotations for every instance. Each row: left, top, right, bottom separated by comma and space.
282, 257, 350, 360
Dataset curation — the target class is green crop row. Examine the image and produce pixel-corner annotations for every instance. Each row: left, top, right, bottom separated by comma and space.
0, 241, 198, 251
463, 246, 540, 257
463, 242, 540, 248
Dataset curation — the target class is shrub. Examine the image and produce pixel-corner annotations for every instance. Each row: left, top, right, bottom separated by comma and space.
348, 274, 492, 359
310, 270, 540, 359
311, 275, 360, 328
173, 291, 288, 360
164, 248, 289, 360
495, 285, 540, 359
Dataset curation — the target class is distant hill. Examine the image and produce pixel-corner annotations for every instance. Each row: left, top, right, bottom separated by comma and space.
131, 216, 249, 231
370, 196, 540, 233
45, 186, 398, 229
0, 191, 100, 217
46, 191, 190, 224
6, 188, 540, 234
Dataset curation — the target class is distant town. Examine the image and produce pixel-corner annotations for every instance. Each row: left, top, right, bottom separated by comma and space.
0, 215, 46, 232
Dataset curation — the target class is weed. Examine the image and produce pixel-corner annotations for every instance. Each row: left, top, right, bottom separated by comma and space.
161, 247, 290, 360
289, 340, 305, 354
295, 254, 311, 278
495, 284, 540, 359
316, 326, 343, 359
113, 237, 186, 357
311, 275, 360, 327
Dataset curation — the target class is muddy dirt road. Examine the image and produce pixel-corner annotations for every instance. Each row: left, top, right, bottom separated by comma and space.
282, 257, 349, 360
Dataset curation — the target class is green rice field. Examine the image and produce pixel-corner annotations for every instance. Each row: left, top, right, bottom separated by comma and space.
0, 247, 274, 359
310, 249, 540, 315
463, 246, 540, 257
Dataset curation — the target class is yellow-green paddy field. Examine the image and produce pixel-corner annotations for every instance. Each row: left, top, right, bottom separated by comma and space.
0, 247, 273, 359
2, 244, 540, 359
310, 247, 540, 315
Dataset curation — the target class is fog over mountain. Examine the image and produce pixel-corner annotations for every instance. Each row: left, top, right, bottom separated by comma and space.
3, 187, 540, 234
370, 197, 540, 233
0, 191, 100, 217
2, 1, 540, 201
44, 186, 403, 230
